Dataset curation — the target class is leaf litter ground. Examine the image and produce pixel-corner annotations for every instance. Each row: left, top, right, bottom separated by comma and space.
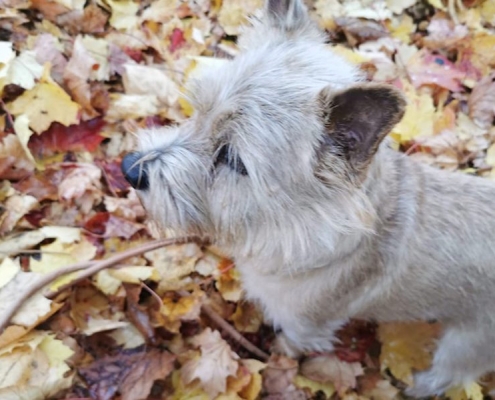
1, 0, 495, 399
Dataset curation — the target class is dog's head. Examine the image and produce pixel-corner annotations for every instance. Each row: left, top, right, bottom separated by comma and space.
122, 0, 405, 269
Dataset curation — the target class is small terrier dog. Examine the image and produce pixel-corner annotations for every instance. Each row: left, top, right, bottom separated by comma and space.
122, 0, 495, 396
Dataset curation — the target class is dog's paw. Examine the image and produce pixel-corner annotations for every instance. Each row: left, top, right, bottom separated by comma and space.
406, 370, 453, 399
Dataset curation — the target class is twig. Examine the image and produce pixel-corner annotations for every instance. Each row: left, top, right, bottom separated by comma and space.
201, 303, 270, 361
0, 236, 209, 333
45, 236, 209, 299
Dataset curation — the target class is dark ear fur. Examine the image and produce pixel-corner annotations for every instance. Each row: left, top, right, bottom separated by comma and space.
266, 0, 308, 30
320, 84, 406, 172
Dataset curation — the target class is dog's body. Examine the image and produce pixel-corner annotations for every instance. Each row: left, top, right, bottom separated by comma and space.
122, 0, 495, 395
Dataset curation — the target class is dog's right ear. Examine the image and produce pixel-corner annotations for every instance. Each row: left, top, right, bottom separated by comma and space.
265, 0, 309, 30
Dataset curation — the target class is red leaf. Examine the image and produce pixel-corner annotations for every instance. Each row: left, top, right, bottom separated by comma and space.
28, 117, 105, 157
96, 159, 130, 193
84, 212, 110, 236
169, 28, 185, 53
84, 212, 144, 239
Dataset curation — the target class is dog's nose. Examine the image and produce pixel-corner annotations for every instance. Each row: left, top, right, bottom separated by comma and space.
121, 152, 149, 190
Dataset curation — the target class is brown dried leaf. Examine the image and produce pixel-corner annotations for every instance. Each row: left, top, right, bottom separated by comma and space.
468, 72, 495, 129
262, 354, 300, 396
181, 328, 239, 398
79, 348, 175, 400
300, 355, 363, 394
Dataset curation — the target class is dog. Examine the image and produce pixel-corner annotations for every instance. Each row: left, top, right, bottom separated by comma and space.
121, 0, 495, 396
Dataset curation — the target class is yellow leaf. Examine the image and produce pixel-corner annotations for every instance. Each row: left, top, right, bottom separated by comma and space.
390, 81, 435, 144
330, 45, 370, 65
108, 324, 146, 349
13, 114, 36, 165
446, 382, 484, 400
238, 359, 266, 400
0, 258, 52, 328
106, 0, 139, 30
378, 322, 440, 385
427, 0, 446, 10
388, 15, 415, 44
0, 331, 73, 398
294, 375, 335, 398
231, 302, 263, 333
481, 0, 495, 25
6, 65, 80, 134
30, 237, 97, 290
218, 0, 263, 35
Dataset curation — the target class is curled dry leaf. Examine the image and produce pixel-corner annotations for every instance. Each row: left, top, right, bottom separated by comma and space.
262, 354, 305, 398
181, 327, 239, 398
468, 73, 495, 129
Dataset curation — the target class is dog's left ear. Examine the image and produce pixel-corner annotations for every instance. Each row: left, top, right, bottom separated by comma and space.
265, 0, 308, 30
319, 84, 406, 172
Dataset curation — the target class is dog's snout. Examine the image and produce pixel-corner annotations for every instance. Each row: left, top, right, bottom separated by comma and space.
121, 152, 149, 190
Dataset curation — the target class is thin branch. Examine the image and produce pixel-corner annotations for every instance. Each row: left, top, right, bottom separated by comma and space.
0, 236, 209, 333
45, 236, 209, 299
201, 303, 270, 361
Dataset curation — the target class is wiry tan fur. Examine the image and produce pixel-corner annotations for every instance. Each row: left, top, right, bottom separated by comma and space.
124, 0, 495, 396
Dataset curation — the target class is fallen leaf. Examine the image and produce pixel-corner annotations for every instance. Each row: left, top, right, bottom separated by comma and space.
146, 243, 203, 293
468, 72, 495, 129
407, 49, 465, 92
84, 212, 144, 239
0, 332, 74, 399
300, 355, 363, 394
79, 348, 175, 400
106, 0, 139, 30
182, 328, 239, 398
0, 134, 35, 180
122, 62, 179, 106
28, 117, 106, 158
446, 382, 484, 400
262, 354, 303, 397
231, 301, 263, 333
0, 193, 38, 234
293, 375, 335, 398
6, 66, 80, 134
378, 322, 440, 385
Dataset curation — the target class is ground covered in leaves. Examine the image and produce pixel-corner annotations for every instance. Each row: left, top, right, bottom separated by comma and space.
1, 0, 495, 399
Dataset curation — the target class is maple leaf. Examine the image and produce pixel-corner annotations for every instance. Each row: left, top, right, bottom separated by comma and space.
0, 331, 74, 399
181, 328, 240, 398
378, 322, 441, 386
145, 243, 203, 292
28, 117, 105, 159
6, 66, 80, 134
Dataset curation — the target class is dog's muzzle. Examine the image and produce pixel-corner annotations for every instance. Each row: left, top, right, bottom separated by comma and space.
121, 152, 149, 190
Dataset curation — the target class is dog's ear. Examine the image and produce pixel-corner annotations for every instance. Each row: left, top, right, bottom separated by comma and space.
265, 0, 308, 30
319, 84, 406, 172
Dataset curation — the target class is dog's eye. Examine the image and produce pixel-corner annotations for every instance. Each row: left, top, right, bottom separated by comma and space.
214, 144, 248, 175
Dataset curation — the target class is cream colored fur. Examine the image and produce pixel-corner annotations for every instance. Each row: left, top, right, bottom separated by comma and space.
125, 0, 495, 396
